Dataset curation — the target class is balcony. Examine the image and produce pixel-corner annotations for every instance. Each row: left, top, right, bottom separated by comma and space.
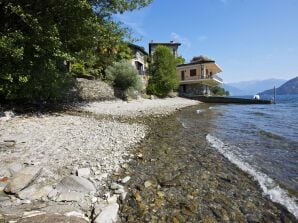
213, 75, 223, 83
138, 70, 146, 75
180, 75, 223, 86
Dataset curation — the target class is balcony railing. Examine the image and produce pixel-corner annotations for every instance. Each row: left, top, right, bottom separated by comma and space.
138, 70, 146, 75
180, 74, 223, 86
213, 75, 223, 83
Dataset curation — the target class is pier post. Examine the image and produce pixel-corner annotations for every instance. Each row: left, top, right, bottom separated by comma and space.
273, 86, 276, 104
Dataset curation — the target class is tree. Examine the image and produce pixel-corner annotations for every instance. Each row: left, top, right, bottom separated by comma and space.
105, 60, 139, 91
147, 45, 179, 97
175, 56, 185, 65
0, 0, 152, 102
210, 86, 230, 96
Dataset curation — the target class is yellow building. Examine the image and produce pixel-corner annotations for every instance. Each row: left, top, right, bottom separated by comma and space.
177, 56, 223, 95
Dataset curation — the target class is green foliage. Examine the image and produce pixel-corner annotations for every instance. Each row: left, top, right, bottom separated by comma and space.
106, 61, 139, 91
147, 46, 179, 97
72, 63, 86, 76
175, 56, 185, 65
210, 86, 230, 96
0, 0, 152, 102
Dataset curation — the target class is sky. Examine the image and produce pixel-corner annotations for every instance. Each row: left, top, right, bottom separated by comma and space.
114, 0, 298, 83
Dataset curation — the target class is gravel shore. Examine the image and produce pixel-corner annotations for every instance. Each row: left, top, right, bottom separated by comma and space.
0, 97, 199, 223
80, 97, 199, 117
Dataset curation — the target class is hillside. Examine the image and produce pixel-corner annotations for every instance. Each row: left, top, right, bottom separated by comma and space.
222, 84, 245, 96
260, 77, 298, 95
226, 79, 286, 95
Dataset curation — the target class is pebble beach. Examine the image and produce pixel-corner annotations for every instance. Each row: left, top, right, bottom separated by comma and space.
0, 97, 199, 223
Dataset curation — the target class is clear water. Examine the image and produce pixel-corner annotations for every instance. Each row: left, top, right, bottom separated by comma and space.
205, 95, 298, 217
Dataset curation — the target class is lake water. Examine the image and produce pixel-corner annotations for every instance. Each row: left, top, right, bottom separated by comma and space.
205, 95, 298, 217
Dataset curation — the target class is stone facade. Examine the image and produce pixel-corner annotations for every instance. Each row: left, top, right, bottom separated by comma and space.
179, 83, 211, 96
149, 41, 181, 57
128, 43, 148, 75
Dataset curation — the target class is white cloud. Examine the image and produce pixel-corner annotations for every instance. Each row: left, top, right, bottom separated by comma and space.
170, 32, 191, 48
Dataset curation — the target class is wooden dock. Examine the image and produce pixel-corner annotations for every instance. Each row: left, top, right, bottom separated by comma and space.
185, 95, 272, 104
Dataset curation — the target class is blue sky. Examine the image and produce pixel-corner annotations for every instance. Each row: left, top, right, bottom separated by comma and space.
114, 0, 298, 83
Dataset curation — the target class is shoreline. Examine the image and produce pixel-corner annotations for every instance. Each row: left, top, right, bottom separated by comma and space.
0, 97, 199, 223
114, 103, 297, 222
0, 97, 296, 222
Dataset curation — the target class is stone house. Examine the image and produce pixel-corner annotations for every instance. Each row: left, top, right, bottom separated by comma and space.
128, 43, 148, 75
177, 56, 223, 95
149, 41, 181, 57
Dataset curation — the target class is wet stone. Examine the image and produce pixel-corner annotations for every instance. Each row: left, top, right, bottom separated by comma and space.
116, 106, 297, 222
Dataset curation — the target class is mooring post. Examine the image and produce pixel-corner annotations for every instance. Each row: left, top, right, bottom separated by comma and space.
273, 85, 276, 104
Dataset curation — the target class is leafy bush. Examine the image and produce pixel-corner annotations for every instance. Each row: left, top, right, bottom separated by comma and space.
0, 0, 152, 102
147, 45, 179, 97
105, 61, 139, 91
72, 63, 86, 76
210, 86, 230, 96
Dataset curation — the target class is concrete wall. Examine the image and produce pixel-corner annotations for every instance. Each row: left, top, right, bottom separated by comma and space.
177, 64, 217, 81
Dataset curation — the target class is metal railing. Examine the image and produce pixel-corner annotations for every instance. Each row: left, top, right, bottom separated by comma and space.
213, 75, 223, 82
138, 70, 146, 75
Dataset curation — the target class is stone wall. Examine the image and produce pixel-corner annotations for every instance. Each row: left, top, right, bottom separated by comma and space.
72, 78, 117, 102
179, 83, 211, 96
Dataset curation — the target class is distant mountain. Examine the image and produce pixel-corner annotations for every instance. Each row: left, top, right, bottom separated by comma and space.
222, 84, 245, 96
226, 79, 287, 96
259, 77, 298, 95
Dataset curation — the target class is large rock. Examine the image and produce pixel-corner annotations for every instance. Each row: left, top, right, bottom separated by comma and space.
18, 213, 89, 223
94, 203, 119, 223
4, 167, 42, 194
17, 185, 52, 200
56, 191, 84, 202
8, 163, 24, 176
56, 176, 95, 193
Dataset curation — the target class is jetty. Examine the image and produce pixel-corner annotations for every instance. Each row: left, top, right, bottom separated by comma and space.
184, 95, 272, 104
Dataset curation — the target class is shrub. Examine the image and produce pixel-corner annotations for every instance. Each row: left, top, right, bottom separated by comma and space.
105, 61, 139, 91
72, 63, 86, 76
210, 86, 230, 96
147, 45, 179, 97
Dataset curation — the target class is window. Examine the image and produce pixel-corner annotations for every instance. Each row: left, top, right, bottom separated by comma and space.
181, 71, 185, 80
190, 69, 197, 76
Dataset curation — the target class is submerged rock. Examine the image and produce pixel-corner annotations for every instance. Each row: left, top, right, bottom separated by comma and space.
110, 183, 123, 190
121, 176, 131, 184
